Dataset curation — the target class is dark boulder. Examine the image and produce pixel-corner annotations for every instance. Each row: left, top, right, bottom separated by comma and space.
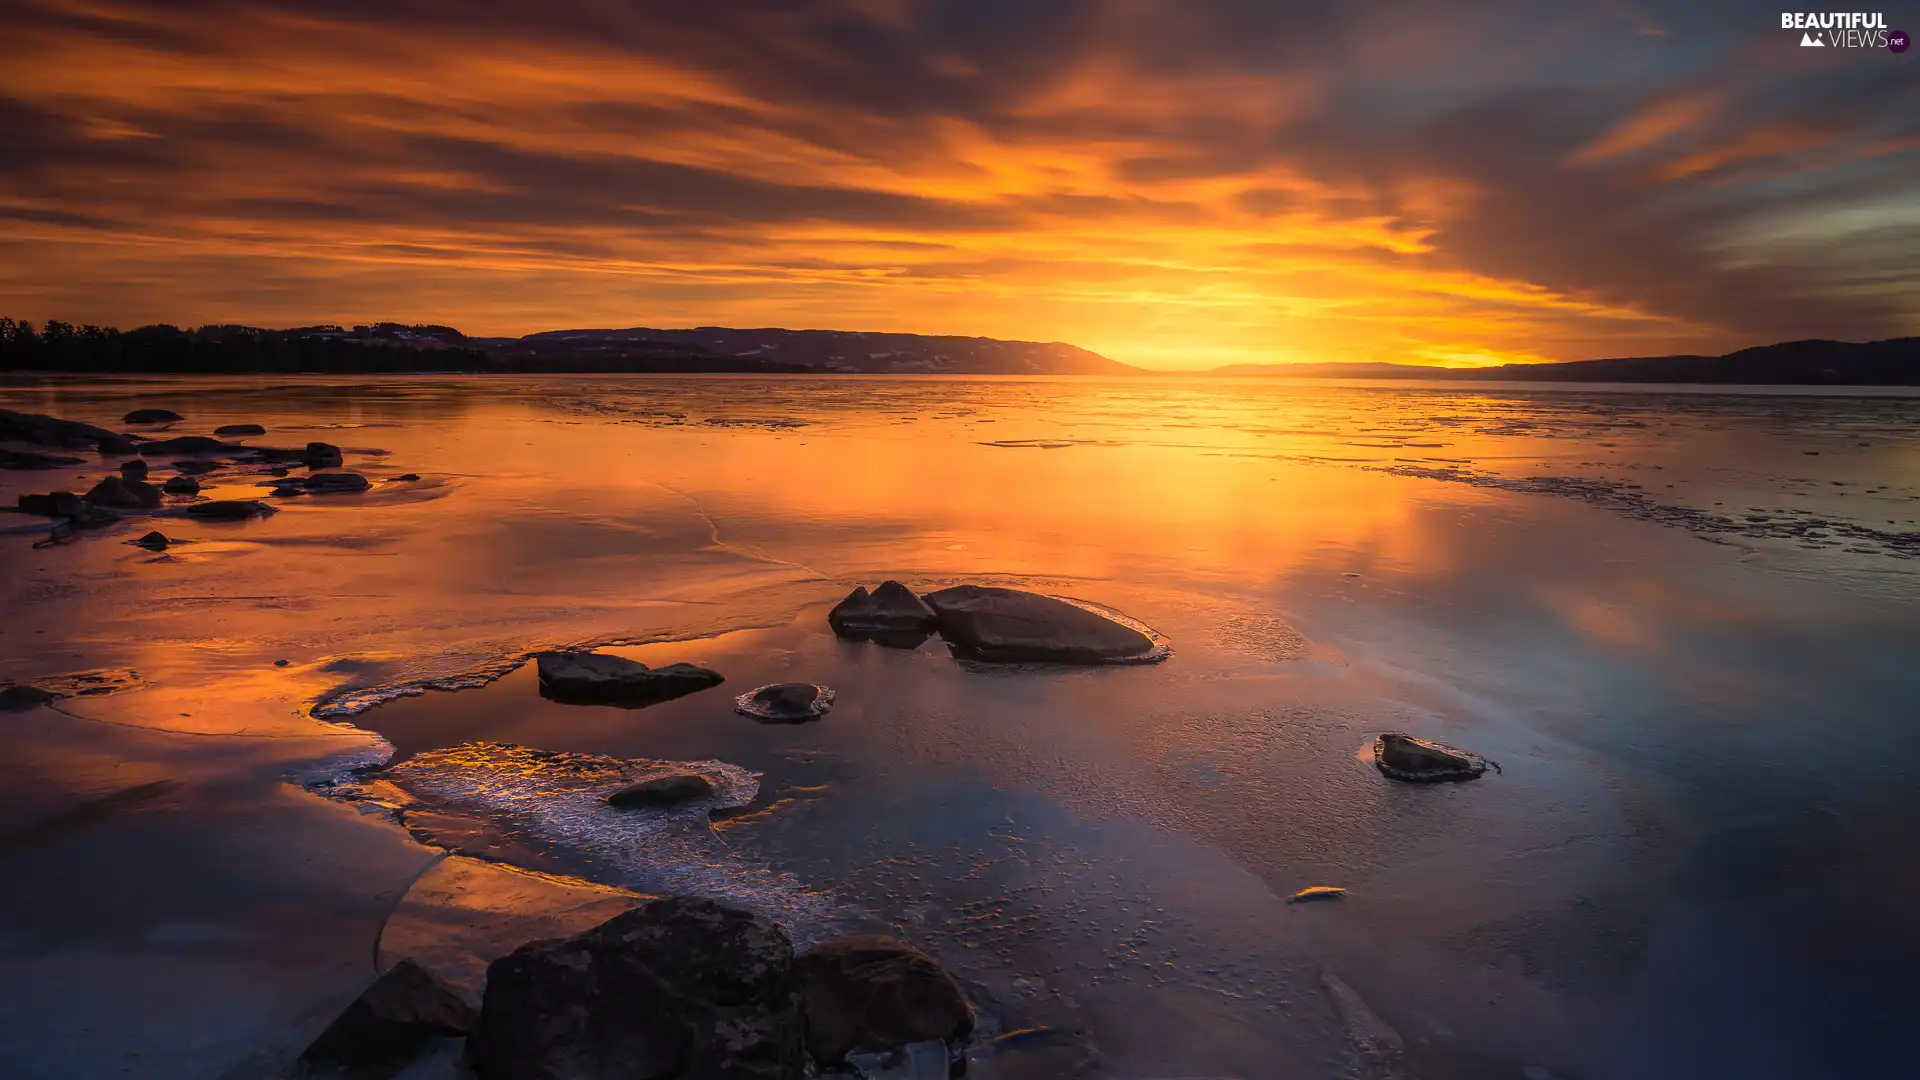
535, 651, 724, 707
1372, 733, 1498, 783
0, 448, 86, 469
171, 459, 221, 475
795, 936, 973, 1065
923, 585, 1159, 664
735, 682, 834, 722
299, 958, 476, 1076
187, 499, 276, 520
606, 770, 719, 808
18, 490, 111, 525
118, 459, 149, 481
138, 435, 234, 456
391, 473, 421, 482
84, 475, 161, 510
213, 423, 266, 436
0, 407, 123, 450
135, 531, 171, 551
306, 441, 344, 468
302, 471, 371, 494
828, 581, 938, 647
0, 684, 60, 712
161, 475, 200, 495
122, 408, 184, 424
469, 897, 804, 1080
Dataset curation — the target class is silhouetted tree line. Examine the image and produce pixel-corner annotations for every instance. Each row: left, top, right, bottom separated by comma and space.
0, 318, 493, 374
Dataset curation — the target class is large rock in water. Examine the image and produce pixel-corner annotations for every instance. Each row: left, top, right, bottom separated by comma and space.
469, 897, 805, 1080
0, 448, 86, 469
828, 581, 938, 647
84, 475, 161, 510
299, 958, 475, 1076
795, 936, 973, 1065
0, 407, 126, 450
535, 651, 724, 707
138, 435, 235, 456
923, 585, 1156, 663
1372, 733, 1497, 782
301, 471, 372, 494
186, 499, 276, 520
306, 441, 344, 468
213, 423, 265, 436
123, 408, 183, 424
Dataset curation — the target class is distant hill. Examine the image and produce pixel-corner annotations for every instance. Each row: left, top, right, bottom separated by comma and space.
516, 326, 1137, 375
1210, 338, 1920, 385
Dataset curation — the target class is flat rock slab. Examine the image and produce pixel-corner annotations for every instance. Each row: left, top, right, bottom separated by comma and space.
923, 585, 1167, 664
535, 651, 724, 707
1372, 733, 1498, 782
606, 770, 719, 808
735, 682, 834, 722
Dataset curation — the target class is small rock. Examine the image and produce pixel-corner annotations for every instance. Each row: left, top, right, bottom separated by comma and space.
735, 682, 834, 722
299, 958, 476, 1075
118, 459, 149, 481
606, 770, 719, 808
535, 652, 725, 707
0, 684, 59, 711
796, 935, 973, 1065
275, 659, 290, 667
306, 441, 344, 468
302, 471, 371, 494
469, 897, 804, 1080
1372, 733, 1498, 782
1288, 886, 1347, 903
84, 475, 162, 510
828, 581, 938, 647
266, 466, 290, 477
213, 423, 266, 436
186, 499, 276, 520
122, 408, 184, 424
391, 473, 421, 482
161, 475, 200, 495
923, 585, 1162, 664
135, 531, 170, 551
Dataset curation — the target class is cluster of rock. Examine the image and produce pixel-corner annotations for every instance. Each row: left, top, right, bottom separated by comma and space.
300, 898, 973, 1079
831, 580, 1167, 664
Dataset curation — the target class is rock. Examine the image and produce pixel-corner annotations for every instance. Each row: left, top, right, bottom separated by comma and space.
299, 958, 476, 1076
302, 471, 372, 494
170, 459, 221, 474
84, 475, 162, 510
0, 407, 125, 450
606, 770, 719, 808
0, 448, 86, 469
795, 935, 973, 1065
186, 499, 276, 520
1288, 886, 1347, 903
97, 434, 140, 455
135, 531, 171, 551
828, 581, 938, 647
32, 521, 77, 548
118, 459, 149, 481
18, 490, 111, 525
138, 435, 234, 456
391, 473, 421, 482
306, 441, 344, 468
213, 423, 266, 436
161, 475, 200, 495
0, 684, 59, 711
535, 652, 725, 708
266, 466, 290, 477
468, 896, 804, 1080
1372, 733, 1498, 782
122, 408, 184, 424
735, 682, 834, 722
923, 585, 1158, 663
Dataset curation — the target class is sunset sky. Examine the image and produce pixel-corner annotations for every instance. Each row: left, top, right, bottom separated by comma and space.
1, 0, 1915, 369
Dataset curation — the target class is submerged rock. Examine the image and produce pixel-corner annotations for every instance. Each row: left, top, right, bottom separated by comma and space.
0, 684, 60, 712
118, 458, 149, 481
1372, 733, 1498, 782
923, 585, 1161, 664
0, 448, 86, 469
32, 521, 77, 548
122, 408, 184, 424
299, 958, 476, 1076
186, 499, 276, 520
135, 531, 171, 551
138, 435, 234, 456
306, 441, 344, 468
796, 935, 973, 1065
606, 770, 719, 808
302, 471, 372, 494
84, 475, 161, 510
735, 682, 834, 722
535, 651, 725, 707
213, 423, 266, 436
161, 475, 200, 495
469, 897, 804, 1080
828, 581, 938, 647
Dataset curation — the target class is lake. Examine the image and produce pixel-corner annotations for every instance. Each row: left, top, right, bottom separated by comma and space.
1, 374, 1916, 1079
